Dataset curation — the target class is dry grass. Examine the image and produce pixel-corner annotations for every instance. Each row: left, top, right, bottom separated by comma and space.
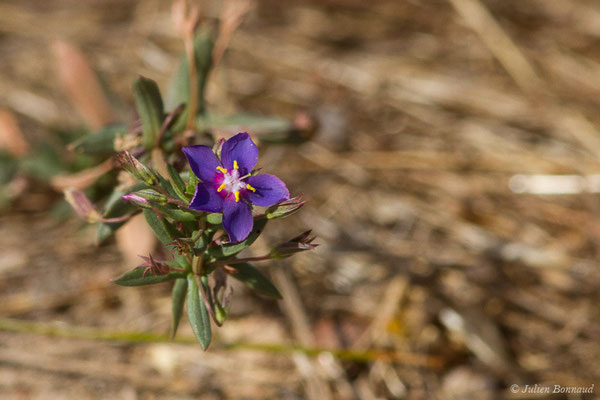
1, 0, 600, 398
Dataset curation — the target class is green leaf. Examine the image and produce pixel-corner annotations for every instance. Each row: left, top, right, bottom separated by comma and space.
0, 150, 18, 183
143, 208, 175, 245
167, 163, 188, 200
133, 76, 164, 150
196, 113, 289, 135
167, 28, 214, 133
228, 263, 282, 299
186, 172, 199, 196
171, 278, 187, 339
19, 144, 64, 181
166, 28, 213, 111
265, 195, 306, 220
170, 254, 191, 271
206, 218, 267, 260
192, 229, 214, 256
195, 112, 310, 144
113, 267, 185, 286
69, 124, 127, 156
156, 172, 180, 199
160, 207, 197, 222
186, 273, 212, 349
206, 213, 222, 225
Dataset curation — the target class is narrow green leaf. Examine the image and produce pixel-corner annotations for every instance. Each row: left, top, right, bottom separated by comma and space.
0, 151, 18, 183
167, 163, 188, 200
166, 28, 213, 112
167, 29, 214, 134
132, 76, 164, 150
228, 263, 282, 299
186, 273, 211, 349
206, 218, 267, 259
195, 113, 289, 135
19, 144, 64, 181
265, 195, 306, 220
171, 278, 187, 339
179, 170, 190, 182
160, 207, 197, 222
206, 213, 222, 225
143, 208, 174, 245
113, 267, 185, 286
186, 172, 199, 196
170, 254, 191, 271
195, 112, 310, 144
156, 172, 180, 199
69, 124, 127, 156
192, 229, 214, 256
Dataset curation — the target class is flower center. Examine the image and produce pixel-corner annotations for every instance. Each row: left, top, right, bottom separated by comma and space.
215, 160, 256, 202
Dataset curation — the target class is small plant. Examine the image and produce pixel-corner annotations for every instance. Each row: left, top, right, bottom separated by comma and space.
63, 0, 316, 349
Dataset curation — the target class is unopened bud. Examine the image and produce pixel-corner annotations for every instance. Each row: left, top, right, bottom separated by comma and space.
64, 188, 100, 223
122, 189, 168, 208
269, 230, 318, 259
121, 193, 151, 208
116, 151, 157, 185
134, 189, 168, 204
213, 288, 233, 325
265, 194, 306, 220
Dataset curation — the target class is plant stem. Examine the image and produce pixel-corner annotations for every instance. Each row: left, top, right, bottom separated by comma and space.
166, 198, 188, 208
191, 255, 201, 275
152, 184, 188, 208
156, 103, 185, 148
197, 275, 222, 327
0, 317, 444, 368
99, 215, 132, 223
190, 228, 204, 243
184, 29, 197, 131
208, 255, 272, 268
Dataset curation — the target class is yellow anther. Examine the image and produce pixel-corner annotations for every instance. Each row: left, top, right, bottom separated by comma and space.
217, 183, 227, 192
233, 160, 239, 169
246, 184, 256, 192
234, 191, 240, 202
216, 166, 227, 174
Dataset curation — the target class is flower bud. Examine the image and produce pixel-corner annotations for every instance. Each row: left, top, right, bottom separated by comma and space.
269, 230, 318, 259
134, 189, 168, 204
265, 194, 306, 220
122, 189, 168, 208
64, 188, 101, 223
121, 193, 151, 208
116, 151, 157, 185
213, 287, 233, 325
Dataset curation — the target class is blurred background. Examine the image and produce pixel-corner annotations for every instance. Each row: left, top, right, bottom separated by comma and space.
1, 0, 600, 399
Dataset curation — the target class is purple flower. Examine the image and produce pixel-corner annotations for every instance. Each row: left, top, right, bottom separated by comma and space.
183, 132, 289, 242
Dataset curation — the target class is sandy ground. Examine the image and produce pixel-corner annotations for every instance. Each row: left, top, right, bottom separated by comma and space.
1, 0, 600, 398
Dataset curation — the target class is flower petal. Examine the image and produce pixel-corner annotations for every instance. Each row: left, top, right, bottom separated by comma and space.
221, 132, 258, 174
182, 145, 221, 182
222, 198, 253, 242
189, 182, 224, 212
245, 174, 289, 207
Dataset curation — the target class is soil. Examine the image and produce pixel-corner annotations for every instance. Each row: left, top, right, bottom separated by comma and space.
1, 0, 600, 399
